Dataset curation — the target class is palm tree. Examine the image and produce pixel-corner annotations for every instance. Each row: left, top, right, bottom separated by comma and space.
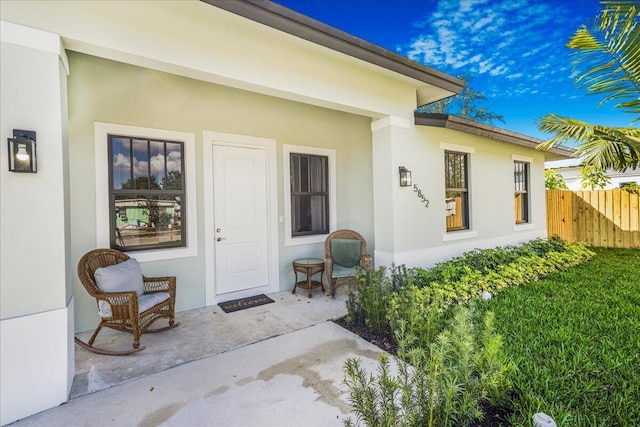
537, 1, 640, 172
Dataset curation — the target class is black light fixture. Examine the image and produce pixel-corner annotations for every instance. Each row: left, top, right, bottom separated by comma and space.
399, 166, 412, 187
8, 129, 36, 173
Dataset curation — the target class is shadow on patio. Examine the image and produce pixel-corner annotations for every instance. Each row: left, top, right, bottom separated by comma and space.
72, 290, 348, 398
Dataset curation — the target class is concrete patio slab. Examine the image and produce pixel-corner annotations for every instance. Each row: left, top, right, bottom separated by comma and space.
12, 322, 387, 426
72, 290, 349, 398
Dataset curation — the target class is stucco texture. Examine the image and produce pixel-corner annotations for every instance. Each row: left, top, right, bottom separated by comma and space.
389, 125, 548, 265
0, 42, 69, 319
67, 52, 374, 332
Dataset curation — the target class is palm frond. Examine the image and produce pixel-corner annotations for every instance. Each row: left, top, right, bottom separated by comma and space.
567, 2, 640, 116
537, 113, 640, 171
537, 114, 594, 147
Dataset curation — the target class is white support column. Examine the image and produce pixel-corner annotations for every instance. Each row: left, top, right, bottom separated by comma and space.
1, 21, 73, 426
370, 115, 411, 267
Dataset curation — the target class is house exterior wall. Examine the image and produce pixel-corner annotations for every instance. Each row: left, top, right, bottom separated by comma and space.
67, 52, 374, 332
1, 4, 564, 424
0, 1, 429, 120
0, 24, 73, 426
375, 125, 548, 268
548, 165, 640, 190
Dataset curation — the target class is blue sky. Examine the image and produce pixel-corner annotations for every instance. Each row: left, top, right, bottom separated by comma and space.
274, 0, 633, 141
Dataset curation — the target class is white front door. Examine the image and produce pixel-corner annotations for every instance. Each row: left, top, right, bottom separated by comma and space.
213, 145, 269, 295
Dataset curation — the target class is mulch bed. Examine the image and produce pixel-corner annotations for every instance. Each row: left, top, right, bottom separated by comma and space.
332, 315, 512, 427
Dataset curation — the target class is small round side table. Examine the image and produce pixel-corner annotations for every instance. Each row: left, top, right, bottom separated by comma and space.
292, 258, 325, 298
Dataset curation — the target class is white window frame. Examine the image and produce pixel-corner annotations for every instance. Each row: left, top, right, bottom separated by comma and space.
511, 154, 535, 231
441, 142, 476, 241
95, 122, 198, 262
283, 144, 336, 246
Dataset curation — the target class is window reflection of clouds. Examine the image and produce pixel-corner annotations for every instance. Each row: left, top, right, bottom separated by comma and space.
133, 140, 148, 180
112, 138, 182, 189
166, 143, 181, 172
112, 138, 130, 189
150, 141, 164, 184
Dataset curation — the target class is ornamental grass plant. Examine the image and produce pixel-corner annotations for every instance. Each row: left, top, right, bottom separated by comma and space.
344, 306, 515, 427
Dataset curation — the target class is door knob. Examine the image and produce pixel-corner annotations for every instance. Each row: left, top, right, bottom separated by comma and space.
216, 237, 226, 242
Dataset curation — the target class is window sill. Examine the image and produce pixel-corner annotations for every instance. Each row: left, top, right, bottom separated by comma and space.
513, 223, 535, 232
442, 230, 477, 242
123, 245, 197, 263
285, 234, 328, 247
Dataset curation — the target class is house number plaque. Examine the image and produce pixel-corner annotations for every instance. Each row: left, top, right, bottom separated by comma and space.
413, 184, 430, 207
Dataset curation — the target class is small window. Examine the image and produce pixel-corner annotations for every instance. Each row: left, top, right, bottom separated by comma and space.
109, 135, 185, 251
514, 161, 529, 224
445, 151, 469, 231
290, 153, 329, 236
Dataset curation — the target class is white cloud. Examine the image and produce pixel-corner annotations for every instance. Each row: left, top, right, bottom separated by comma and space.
490, 64, 508, 76
473, 14, 495, 31
478, 59, 494, 74
166, 150, 182, 173
150, 154, 165, 176
133, 159, 148, 178
399, 0, 578, 103
113, 149, 181, 184
113, 153, 130, 170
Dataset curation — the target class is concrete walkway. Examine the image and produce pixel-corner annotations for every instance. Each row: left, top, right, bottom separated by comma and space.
12, 290, 389, 426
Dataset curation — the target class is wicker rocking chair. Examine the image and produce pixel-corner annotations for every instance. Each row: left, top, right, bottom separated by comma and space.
75, 248, 179, 355
324, 229, 372, 297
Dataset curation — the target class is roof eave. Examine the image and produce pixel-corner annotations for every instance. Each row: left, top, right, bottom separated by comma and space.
415, 112, 575, 160
203, 0, 465, 97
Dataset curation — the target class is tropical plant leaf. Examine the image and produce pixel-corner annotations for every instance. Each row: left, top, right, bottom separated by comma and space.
567, 1, 640, 117
537, 113, 640, 171
538, 2, 640, 171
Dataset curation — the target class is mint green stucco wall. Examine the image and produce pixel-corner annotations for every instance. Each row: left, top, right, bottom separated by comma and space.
68, 52, 374, 332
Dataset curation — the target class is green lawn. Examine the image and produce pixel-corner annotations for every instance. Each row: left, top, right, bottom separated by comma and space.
480, 248, 640, 426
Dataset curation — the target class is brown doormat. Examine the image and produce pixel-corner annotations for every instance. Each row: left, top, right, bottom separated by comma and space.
218, 294, 275, 313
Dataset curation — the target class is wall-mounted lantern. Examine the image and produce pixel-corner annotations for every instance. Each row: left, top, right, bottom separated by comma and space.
8, 130, 37, 173
399, 166, 412, 187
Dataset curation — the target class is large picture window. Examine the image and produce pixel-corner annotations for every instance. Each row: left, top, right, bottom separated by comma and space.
445, 151, 470, 231
109, 135, 185, 251
514, 161, 529, 224
290, 153, 329, 236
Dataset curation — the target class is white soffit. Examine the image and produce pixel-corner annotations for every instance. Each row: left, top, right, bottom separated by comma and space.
0, 1, 452, 117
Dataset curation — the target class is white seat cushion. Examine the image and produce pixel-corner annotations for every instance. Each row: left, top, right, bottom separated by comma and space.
94, 258, 145, 296
98, 292, 170, 318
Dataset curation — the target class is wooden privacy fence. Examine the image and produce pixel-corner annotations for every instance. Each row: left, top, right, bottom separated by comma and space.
546, 189, 640, 248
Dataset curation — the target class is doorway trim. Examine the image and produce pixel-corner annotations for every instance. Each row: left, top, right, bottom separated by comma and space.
203, 131, 279, 306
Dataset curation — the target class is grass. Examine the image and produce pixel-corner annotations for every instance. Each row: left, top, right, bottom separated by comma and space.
479, 248, 640, 426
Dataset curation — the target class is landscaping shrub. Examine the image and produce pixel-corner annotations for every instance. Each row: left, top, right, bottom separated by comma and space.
345, 266, 399, 336
385, 242, 595, 348
387, 285, 445, 351
345, 238, 595, 352
413, 236, 576, 287
343, 306, 515, 427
